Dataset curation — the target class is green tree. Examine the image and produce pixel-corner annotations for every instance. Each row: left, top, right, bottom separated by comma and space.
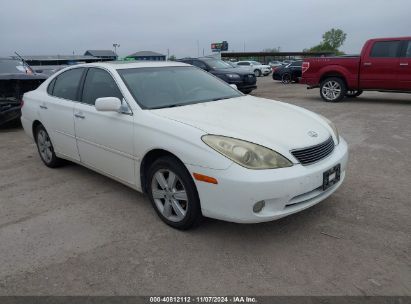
306, 28, 347, 54
168, 55, 176, 61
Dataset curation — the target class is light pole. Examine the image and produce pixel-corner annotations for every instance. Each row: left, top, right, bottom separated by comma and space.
113, 43, 120, 57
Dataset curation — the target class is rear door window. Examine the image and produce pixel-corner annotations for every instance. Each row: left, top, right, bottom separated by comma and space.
237, 62, 250, 66
81, 68, 123, 105
402, 41, 411, 57
370, 41, 401, 58
52, 68, 85, 101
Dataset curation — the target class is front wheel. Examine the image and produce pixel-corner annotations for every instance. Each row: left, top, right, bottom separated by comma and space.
346, 90, 363, 98
147, 156, 202, 230
320, 77, 347, 102
254, 69, 261, 77
241, 89, 253, 94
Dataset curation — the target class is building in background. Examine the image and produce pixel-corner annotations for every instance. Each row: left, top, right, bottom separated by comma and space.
84, 50, 118, 61
126, 51, 166, 61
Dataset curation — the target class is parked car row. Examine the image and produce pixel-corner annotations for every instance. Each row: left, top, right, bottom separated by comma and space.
177, 57, 257, 94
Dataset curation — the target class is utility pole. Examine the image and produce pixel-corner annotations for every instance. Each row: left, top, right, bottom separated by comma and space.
243, 41, 246, 52
197, 40, 200, 57
167, 48, 170, 60
113, 43, 120, 56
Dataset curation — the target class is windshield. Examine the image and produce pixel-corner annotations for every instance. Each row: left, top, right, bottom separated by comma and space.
201, 58, 232, 69
118, 66, 242, 109
0, 59, 32, 74
251, 61, 261, 65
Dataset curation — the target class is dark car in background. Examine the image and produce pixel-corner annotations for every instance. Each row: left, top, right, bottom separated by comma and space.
177, 57, 257, 94
272, 60, 302, 83
0, 58, 47, 127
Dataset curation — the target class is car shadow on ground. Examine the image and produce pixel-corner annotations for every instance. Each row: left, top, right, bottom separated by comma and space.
0, 120, 22, 132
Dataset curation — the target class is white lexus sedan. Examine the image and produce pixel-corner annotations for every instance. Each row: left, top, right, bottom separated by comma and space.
21, 61, 348, 229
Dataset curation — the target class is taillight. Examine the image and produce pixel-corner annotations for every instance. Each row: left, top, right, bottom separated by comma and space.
302, 62, 310, 74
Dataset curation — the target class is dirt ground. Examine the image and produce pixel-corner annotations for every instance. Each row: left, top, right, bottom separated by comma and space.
0, 76, 410, 295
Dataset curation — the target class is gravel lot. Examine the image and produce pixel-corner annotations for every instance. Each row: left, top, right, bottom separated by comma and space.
0, 76, 410, 296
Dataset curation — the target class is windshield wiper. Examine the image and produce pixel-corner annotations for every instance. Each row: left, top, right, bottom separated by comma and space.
211, 96, 232, 101
150, 103, 186, 110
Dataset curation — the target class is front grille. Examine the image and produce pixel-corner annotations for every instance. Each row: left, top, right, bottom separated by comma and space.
243, 74, 256, 84
291, 137, 335, 165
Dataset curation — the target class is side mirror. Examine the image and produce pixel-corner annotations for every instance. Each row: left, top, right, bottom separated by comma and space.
230, 84, 238, 90
95, 97, 122, 112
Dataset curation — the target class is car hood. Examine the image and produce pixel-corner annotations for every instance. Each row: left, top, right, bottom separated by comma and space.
151, 96, 333, 159
214, 67, 252, 75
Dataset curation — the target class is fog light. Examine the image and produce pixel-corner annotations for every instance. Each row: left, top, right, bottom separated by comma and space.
253, 200, 265, 213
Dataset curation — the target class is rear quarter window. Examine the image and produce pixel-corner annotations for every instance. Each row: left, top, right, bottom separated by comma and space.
52, 68, 85, 101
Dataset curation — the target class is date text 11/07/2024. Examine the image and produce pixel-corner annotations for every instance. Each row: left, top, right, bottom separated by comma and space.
149, 296, 257, 303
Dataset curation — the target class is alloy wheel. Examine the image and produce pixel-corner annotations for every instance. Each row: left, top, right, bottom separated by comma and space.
321, 80, 341, 101
151, 169, 188, 222
37, 129, 53, 164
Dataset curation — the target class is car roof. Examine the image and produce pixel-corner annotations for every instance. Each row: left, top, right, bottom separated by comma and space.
75, 60, 189, 69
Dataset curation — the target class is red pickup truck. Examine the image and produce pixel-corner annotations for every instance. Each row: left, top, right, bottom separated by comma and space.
300, 37, 411, 102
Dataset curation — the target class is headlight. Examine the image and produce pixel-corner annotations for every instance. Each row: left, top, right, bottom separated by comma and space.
225, 73, 240, 80
318, 115, 340, 144
202, 135, 293, 169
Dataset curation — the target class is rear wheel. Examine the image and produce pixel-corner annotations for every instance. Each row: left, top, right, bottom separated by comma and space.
346, 90, 363, 98
147, 156, 202, 230
320, 77, 347, 102
281, 73, 291, 84
35, 124, 63, 168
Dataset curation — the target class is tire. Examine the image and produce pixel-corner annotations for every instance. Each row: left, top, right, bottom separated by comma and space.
35, 124, 64, 168
147, 156, 202, 230
254, 69, 261, 77
241, 89, 253, 94
281, 73, 291, 84
320, 77, 347, 102
345, 90, 363, 98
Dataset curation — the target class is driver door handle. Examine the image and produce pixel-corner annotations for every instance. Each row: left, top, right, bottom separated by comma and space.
74, 113, 85, 119
363, 62, 372, 66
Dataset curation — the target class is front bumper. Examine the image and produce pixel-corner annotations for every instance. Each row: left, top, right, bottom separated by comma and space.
262, 69, 272, 75
186, 137, 348, 223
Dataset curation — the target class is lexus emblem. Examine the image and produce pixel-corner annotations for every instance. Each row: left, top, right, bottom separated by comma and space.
308, 131, 318, 138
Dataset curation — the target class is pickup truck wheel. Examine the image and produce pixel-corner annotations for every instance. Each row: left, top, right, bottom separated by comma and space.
320, 77, 347, 102
346, 90, 363, 98
254, 69, 261, 77
35, 124, 63, 168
